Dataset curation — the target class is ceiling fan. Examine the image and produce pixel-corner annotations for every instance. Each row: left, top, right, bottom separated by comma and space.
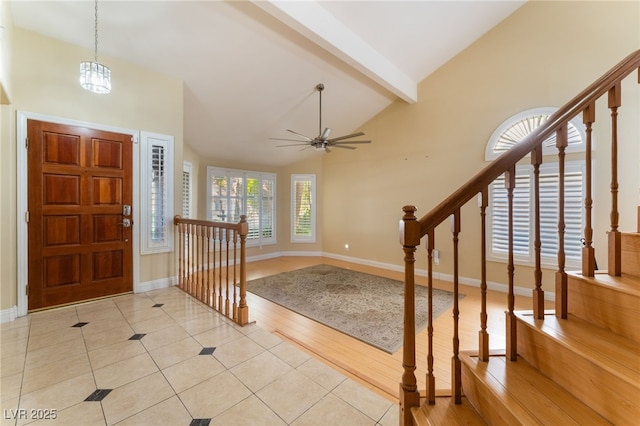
269, 83, 372, 152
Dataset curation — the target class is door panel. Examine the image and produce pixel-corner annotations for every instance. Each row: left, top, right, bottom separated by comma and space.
28, 120, 133, 310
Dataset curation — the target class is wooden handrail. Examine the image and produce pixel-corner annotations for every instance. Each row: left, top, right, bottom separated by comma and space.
416, 49, 640, 237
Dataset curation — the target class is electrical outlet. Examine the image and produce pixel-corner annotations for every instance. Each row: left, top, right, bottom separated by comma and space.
433, 249, 440, 265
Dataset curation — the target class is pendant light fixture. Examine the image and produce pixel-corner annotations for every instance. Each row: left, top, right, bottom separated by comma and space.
80, 0, 111, 94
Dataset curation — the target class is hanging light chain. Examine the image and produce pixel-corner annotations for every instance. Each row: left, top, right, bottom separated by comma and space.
93, 0, 99, 62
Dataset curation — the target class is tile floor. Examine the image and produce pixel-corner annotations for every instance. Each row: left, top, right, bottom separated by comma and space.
0, 286, 398, 426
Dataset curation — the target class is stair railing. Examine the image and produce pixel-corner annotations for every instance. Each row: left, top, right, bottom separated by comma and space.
174, 215, 250, 326
399, 50, 640, 425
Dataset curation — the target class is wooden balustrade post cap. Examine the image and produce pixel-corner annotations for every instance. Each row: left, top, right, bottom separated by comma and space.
401, 205, 418, 219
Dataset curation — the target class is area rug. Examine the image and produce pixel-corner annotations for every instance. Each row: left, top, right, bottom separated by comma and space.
246, 264, 461, 354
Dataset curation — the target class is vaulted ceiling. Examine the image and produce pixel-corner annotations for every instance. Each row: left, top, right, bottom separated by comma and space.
10, 0, 525, 167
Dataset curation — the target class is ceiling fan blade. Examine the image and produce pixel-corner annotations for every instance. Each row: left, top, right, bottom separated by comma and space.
330, 140, 371, 145
276, 143, 311, 147
286, 129, 313, 141
327, 132, 365, 142
331, 145, 356, 150
268, 137, 309, 142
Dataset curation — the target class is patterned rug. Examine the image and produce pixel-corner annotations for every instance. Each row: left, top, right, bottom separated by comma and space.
246, 264, 461, 354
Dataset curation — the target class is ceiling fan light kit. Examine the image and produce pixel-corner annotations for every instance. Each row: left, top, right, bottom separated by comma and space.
269, 83, 371, 153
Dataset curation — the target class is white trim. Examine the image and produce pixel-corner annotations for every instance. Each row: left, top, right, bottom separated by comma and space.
16, 111, 141, 317
0, 305, 18, 323
291, 174, 316, 243
140, 131, 175, 254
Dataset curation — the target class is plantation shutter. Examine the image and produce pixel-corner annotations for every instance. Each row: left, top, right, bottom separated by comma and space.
182, 168, 191, 218
261, 177, 275, 240
539, 165, 584, 259
490, 171, 531, 256
150, 144, 166, 242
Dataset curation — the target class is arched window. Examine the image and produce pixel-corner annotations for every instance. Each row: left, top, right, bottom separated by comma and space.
487, 108, 586, 268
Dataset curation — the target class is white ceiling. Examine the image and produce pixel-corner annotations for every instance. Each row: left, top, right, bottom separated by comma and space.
10, 0, 525, 167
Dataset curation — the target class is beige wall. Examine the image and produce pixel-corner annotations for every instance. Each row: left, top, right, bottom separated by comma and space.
1, 27, 184, 311
322, 1, 640, 292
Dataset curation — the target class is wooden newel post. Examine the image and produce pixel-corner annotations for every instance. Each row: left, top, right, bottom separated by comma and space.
399, 205, 421, 426
236, 215, 250, 325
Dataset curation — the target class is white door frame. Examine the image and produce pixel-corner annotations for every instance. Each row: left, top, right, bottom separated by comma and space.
16, 111, 140, 317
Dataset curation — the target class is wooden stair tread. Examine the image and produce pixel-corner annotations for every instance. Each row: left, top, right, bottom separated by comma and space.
413, 396, 487, 426
566, 271, 640, 296
515, 311, 640, 385
461, 352, 612, 425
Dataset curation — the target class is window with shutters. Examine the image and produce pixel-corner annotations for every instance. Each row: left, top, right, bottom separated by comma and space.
291, 174, 316, 243
487, 108, 585, 268
206, 167, 276, 246
140, 132, 174, 254
182, 162, 192, 218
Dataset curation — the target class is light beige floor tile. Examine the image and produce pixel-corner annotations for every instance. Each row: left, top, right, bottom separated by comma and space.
74, 299, 117, 315
213, 395, 286, 426
227, 320, 261, 336
213, 335, 266, 368
28, 315, 79, 337
88, 340, 146, 370
230, 350, 292, 392
256, 370, 329, 424
93, 353, 158, 390
119, 307, 168, 324
76, 305, 123, 323
292, 393, 376, 426
101, 372, 174, 425
129, 313, 176, 334
25, 338, 87, 370
1, 337, 28, 360
332, 380, 394, 422
29, 401, 105, 426
0, 397, 20, 426
80, 317, 131, 337
18, 372, 96, 425
378, 404, 400, 426
21, 353, 92, 395
192, 324, 243, 348
115, 395, 192, 426
161, 352, 226, 394
29, 306, 77, 325
0, 353, 26, 378
26, 327, 83, 352
139, 324, 190, 352
270, 341, 312, 368
178, 313, 227, 335
247, 328, 284, 349
148, 337, 202, 370
83, 325, 135, 352
178, 371, 251, 419
1, 373, 23, 402
296, 358, 347, 391
0, 325, 30, 344
0, 316, 30, 331
112, 294, 156, 314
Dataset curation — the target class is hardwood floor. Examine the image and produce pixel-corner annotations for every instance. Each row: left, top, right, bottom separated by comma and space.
244, 256, 549, 403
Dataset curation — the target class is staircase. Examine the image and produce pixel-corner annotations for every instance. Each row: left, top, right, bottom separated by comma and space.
462, 246, 640, 425
399, 50, 640, 426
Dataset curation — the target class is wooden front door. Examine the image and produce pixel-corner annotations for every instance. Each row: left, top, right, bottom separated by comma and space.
27, 120, 133, 310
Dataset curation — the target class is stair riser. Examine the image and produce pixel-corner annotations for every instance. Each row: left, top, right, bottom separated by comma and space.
516, 321, 640, 425
567, 276, 640, 343
460, 364, 526, 426
621, 233, 640, 277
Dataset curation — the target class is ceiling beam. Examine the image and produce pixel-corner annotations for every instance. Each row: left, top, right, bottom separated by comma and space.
252, 0, 418, 103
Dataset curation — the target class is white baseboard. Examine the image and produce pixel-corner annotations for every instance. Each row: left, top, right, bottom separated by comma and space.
136, 276, 178, 293
0, 305, 18, 323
